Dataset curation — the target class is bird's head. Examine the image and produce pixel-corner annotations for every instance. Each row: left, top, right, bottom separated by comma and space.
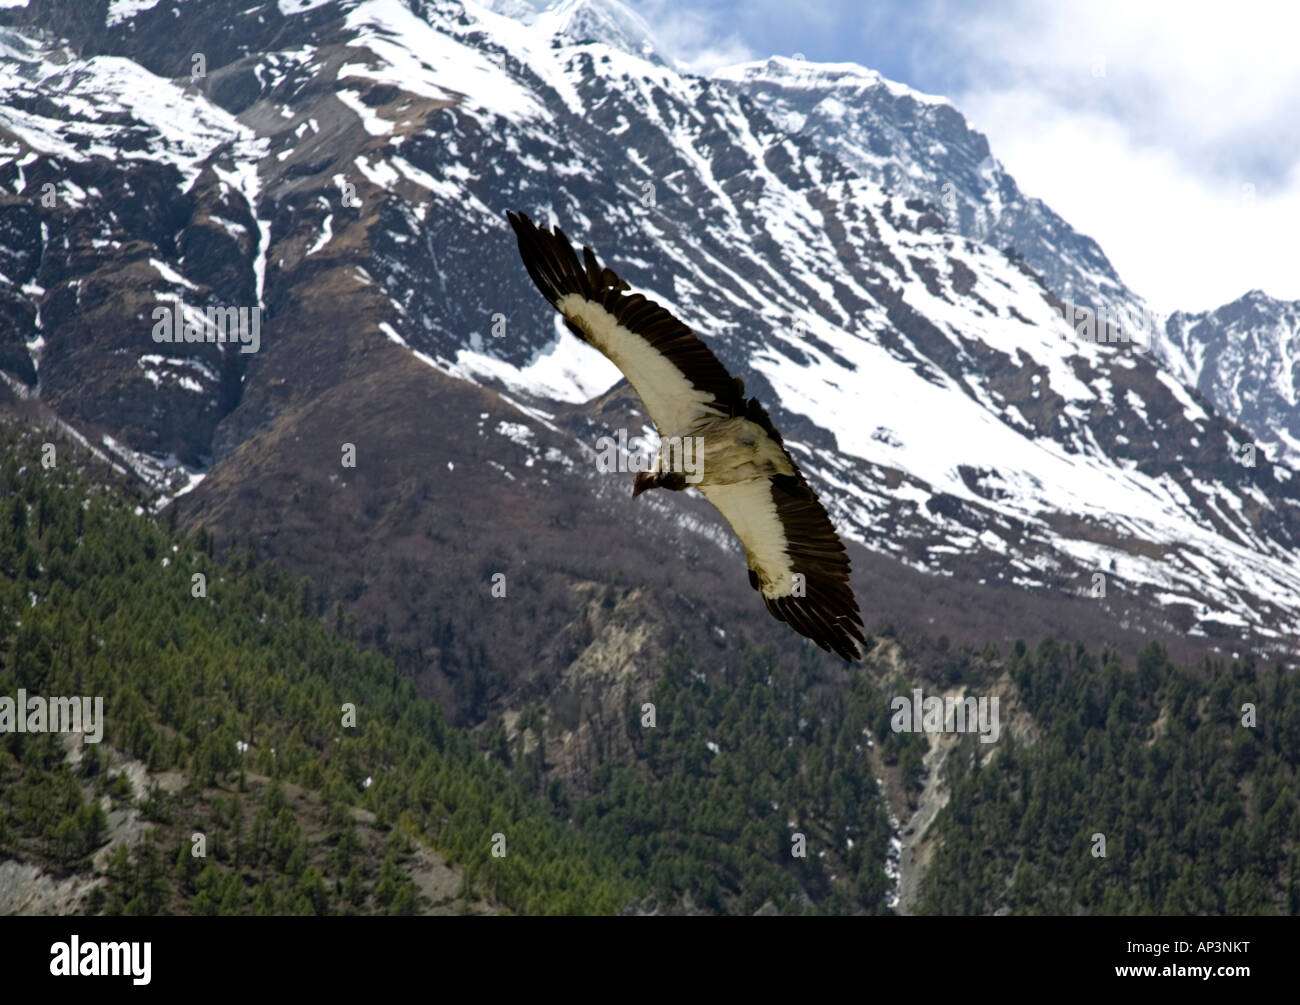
633, 471, 687, 498
632, 471, 658, 499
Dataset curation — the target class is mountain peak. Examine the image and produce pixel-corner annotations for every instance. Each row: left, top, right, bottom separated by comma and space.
554, 0, 663, 61
712, 54, 950, 107
476, 0, 666, 65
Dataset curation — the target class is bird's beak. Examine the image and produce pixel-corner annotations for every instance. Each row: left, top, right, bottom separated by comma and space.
632, 472, 653, 499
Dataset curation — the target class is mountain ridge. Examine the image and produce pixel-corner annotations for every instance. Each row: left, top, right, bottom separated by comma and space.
1, 0, 1297, 676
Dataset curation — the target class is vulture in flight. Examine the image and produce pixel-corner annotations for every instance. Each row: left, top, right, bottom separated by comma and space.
507, 211, 866, 662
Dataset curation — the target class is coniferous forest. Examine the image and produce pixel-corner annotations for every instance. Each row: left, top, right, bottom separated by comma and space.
1, 418, 1295, 915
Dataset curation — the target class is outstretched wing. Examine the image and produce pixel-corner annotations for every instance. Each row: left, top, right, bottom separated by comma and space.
508, 209, 865, 661
701, 472, 865, 662
507, 210, 744, 435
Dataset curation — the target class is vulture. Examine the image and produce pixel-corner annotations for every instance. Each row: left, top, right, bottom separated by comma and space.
507, 211, 866, 662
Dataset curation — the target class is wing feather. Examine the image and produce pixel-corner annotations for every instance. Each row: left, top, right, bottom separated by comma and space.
701, 474, 865, 661
508, 210, 865, 660
508, 211, 746, 435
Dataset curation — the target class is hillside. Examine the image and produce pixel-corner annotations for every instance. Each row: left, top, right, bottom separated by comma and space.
2, 410, 1297, 915
0, 413, 630, 914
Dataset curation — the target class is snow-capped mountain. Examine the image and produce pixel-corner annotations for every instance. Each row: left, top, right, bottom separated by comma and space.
1160, 291, 1300, 468
479, 0, 668, 65
711, 56, 1147, 328
1, 0, 1298, 662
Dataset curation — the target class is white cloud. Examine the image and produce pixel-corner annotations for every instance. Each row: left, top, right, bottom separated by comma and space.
672, 38, 758, 77
960, 89, 1300, 313
920, 0, 1300, 311
629, 0, 757, 76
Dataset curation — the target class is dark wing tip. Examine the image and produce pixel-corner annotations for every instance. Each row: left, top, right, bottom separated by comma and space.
507, 209, 591, 308
762, 471, 865, 661
765, 593, 866, 662
507, 211, 749, 419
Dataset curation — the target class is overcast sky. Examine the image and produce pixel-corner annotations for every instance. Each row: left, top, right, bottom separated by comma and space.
628, 0, 1300, 314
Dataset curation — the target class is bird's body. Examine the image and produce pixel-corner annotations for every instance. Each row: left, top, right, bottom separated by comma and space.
646, 413, 793, 485
507, 211, 866, 661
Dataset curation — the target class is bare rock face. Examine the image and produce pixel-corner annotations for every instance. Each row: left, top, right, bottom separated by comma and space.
0, 860, 99, 916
